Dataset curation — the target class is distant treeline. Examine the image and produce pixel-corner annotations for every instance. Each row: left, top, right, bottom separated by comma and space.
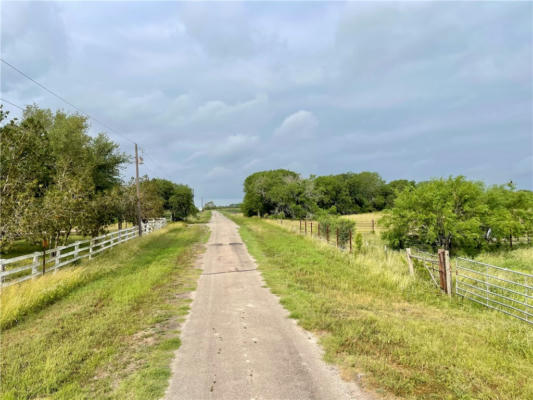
0, 105, 196, 253
241, 170, 533, 255
242, 169, 413, 218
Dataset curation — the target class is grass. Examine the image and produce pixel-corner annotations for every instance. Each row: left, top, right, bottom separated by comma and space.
225, 213, 533, 400
186, 210, 212, 224
0, 223, 209, 399
342, 212, 384, 233
475, 246, 533, 274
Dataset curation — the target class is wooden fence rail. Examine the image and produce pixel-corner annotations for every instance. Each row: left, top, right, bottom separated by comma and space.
0, 218, 167, 288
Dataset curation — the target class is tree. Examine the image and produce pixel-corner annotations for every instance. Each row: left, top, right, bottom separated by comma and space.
168, 185, 197, 221
381, 176, 488, 254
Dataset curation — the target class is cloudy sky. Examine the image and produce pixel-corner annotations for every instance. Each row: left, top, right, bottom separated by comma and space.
2, 1, 532, 204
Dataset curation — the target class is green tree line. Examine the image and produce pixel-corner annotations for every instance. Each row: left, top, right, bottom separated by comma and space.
241, 169, 413, 218
241, 170, 532, 255
0, 105, 196, 254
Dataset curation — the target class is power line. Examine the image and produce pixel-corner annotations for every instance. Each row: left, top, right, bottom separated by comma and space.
1, 58, 166, 180
1, 58, 135, 144
0, 97, 24, 111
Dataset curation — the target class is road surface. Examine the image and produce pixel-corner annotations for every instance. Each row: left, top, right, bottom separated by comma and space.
165, 211, 370, 400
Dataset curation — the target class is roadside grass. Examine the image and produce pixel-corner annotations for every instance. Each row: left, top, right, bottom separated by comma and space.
0, 223, 209, 400
227, 213, 533, 400
186, 210, 212, 224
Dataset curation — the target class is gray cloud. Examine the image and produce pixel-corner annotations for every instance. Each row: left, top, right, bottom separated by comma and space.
1, 1, 531, 204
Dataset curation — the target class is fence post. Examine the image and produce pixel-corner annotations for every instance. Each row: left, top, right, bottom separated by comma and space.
0, 260, 4, 285
299, 220, 302, 232
444, 250, 452, 298
437, 249, 447, 292
336, 228, 339, 248
349, 230, 352, 253
371, 219, 375, 234
74, 242, 80, 259
318, 223, 320, 238
326, 226, 329, 242
89, 239, 94, 260
405, 248, 414, 276
55, 248, 61, 267
305, 220, 307, 235
32, 253, 39, 277
310, 222, 313, 236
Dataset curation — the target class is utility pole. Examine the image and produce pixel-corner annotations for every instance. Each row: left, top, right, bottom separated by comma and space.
135, 143, 142, 237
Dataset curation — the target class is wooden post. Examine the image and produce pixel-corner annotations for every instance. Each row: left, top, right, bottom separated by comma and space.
405, 248, 414, 276
371, 219, 375, 234
32, 253, 39, 277
74, 242, 80, 259
89, 239, 94, 260
310, 222, 313, 236
0, 260, 4, 285
349, 230, 352, 252
55, 248, 61, 272
326, 225, 329, 242
336, 228, 339, 248
299, 220, 302, 232
444, 250, 452, 297
438, 249, 447, 292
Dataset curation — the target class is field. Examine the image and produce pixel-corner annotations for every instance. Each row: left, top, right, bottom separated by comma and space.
226, 212, 533, 400
0, 222, 209, 400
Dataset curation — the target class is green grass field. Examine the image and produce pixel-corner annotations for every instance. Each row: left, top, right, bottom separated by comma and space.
227, 213, 533, 400
0, 222, 209, 400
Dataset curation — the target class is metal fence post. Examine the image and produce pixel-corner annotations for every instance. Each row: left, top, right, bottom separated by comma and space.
406, 248, 414, 276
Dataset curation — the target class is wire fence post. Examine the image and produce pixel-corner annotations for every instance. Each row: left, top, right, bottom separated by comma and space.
371, 219, 375, 233
326, 225, 329, 243
405, 248, 414, 276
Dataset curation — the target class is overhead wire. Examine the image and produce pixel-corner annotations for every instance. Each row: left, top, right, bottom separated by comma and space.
0, 97, 24, 111
1, 58, 170, 179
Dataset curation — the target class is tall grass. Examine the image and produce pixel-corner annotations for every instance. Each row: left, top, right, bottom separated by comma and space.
0, 223, 209, 400
228, 213, 533, 400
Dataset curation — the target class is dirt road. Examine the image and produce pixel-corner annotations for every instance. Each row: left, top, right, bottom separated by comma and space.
165, 211, 370, 400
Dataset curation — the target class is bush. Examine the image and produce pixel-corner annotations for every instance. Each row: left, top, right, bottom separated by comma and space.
316, 212, 356, 247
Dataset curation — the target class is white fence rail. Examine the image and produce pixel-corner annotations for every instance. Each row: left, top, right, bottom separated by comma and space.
0, 218, 167, 288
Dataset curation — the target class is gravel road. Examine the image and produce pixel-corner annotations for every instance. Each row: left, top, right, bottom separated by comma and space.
164, 211, 371, 400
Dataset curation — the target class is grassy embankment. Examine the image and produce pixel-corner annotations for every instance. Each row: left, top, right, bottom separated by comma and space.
1, 221, 209, 400
226, 213, 533, 400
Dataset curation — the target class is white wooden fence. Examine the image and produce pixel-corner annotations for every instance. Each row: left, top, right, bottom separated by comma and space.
0, 218, 167, 288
